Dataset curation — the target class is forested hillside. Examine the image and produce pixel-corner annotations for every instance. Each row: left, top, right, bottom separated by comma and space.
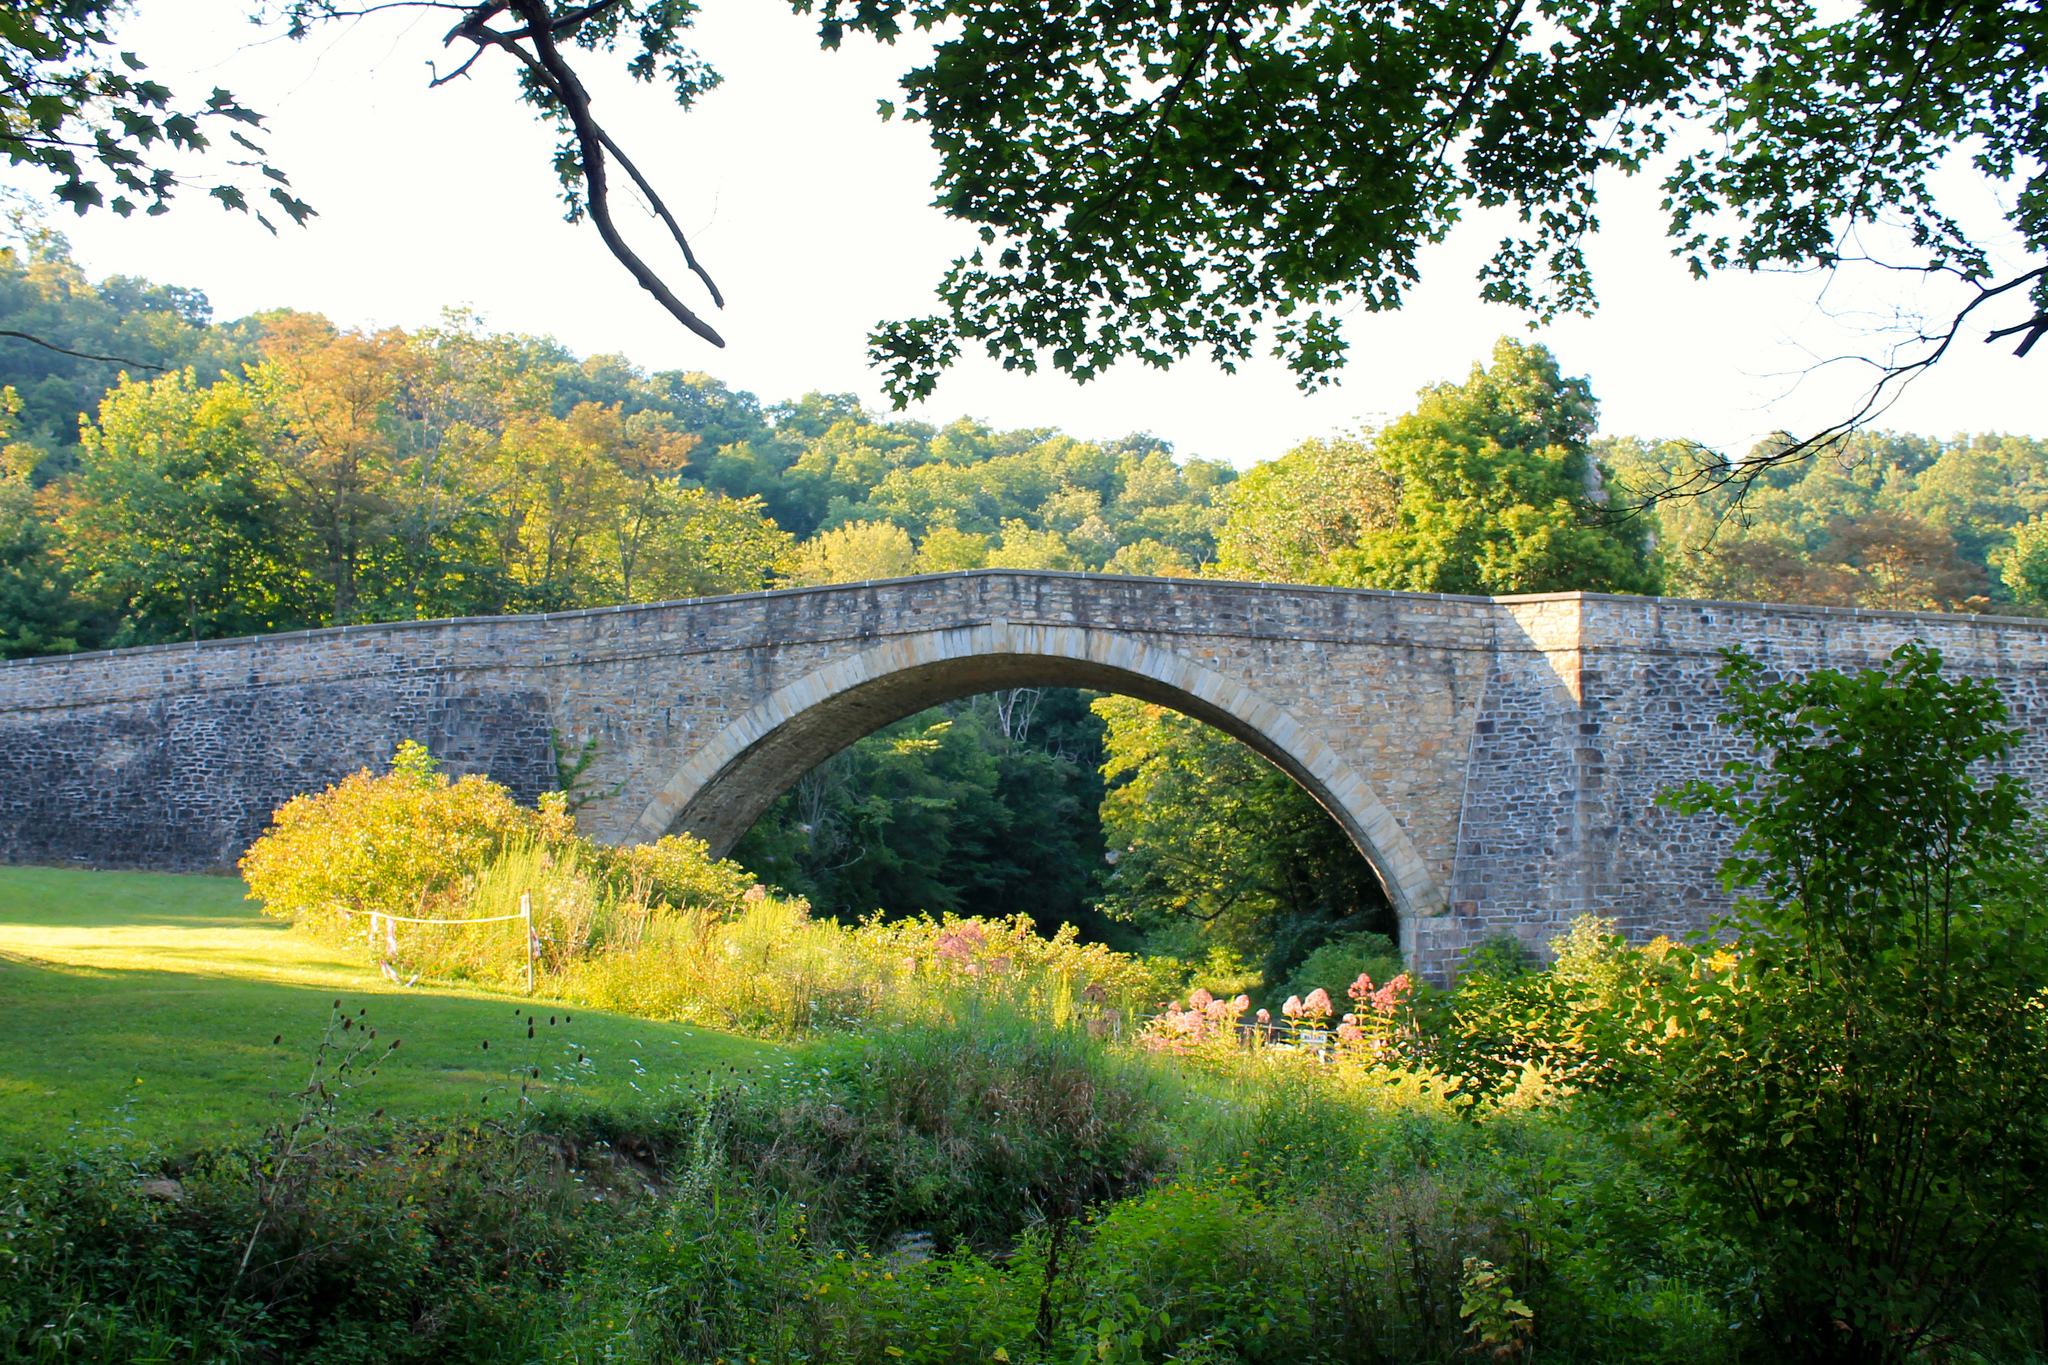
8, 231, 2044, 997
1607, 433, 2048, 612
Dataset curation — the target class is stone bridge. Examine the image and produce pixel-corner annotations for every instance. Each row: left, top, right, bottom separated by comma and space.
7, 570, 2048, 976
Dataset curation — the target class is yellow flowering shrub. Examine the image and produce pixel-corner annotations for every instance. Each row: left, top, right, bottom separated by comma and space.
240, 741, 569, 937
241, 742, 754, 964
599, 834, 756, 918
241, 743, 1191, 1042
844, 913, 1187, 1028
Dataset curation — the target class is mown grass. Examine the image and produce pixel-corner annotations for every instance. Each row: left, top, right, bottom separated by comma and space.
0, 865, 777, 1153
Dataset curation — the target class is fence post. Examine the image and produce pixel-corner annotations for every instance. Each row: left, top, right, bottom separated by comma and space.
521, 891, 534, 995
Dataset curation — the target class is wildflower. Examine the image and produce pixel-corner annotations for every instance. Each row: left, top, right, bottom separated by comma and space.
1189, 987, 1215, 1009
1349, 972, 1375, 1005
936, 922, 987, 964
1282, 995, 1303, 1019
1369, 973, 1413, 1015
1256, 1008, 1271, 1024
1302, 988, 1333, 1020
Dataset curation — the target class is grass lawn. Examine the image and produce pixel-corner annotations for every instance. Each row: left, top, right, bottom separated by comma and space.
0, 865, 778, 1155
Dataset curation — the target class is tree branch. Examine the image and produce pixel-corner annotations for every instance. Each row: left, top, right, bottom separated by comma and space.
1621, 262, 2048, 514
0, 330, 165, 370
447, 0, 726, 345
1984, 310, 2048, 358
591, 124, 724, 309
1408, 0, 1526, 163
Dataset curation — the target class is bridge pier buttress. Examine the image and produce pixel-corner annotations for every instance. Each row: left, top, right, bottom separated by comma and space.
7, 570, 2048, 979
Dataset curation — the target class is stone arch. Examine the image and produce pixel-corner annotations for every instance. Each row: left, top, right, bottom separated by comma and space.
630, 619, 1440, 935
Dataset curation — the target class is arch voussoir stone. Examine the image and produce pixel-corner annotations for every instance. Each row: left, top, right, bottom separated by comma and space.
631, 621, 1440, 946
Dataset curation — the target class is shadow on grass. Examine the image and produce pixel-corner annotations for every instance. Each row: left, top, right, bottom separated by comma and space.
0, 951, 776, 1156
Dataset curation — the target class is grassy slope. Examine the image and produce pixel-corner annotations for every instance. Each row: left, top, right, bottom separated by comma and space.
0, 866, 777, 1154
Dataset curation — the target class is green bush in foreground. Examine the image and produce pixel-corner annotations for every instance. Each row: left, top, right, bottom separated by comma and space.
5, 993, 1752, 1365
1647, 643, 2048, 1364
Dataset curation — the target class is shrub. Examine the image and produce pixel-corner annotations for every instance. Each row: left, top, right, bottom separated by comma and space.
1457, 931, 1537, 983
0, 1123, 608, 1365
1418, 915, 1642, 1107
1282, 930, 1402, 1004
734, 1005, 1174, 1248
1650, 644, 2048, 1361
243, 741, 765, 991
240, 740, 573, 936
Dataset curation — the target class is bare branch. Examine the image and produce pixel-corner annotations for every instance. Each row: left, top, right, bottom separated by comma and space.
0, 330, 165, 370
426, 47, 487, 86
1984, 311, 2048, 358
444, 0, 726, 345
589, 125, 724, 309
1621, 262, 2048, 515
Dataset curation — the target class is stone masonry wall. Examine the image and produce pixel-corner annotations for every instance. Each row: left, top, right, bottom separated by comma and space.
6, 570, 2048, 978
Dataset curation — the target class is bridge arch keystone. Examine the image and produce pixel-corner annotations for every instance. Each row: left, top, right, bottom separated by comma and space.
630, 620, 1441, 937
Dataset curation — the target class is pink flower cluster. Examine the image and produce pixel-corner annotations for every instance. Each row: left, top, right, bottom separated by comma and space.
1349, 971, 1413, 1016
934, 923, 987, 964
1281, 988, 1334, 1022
1331, 971, 1414, 1054
1138, 987, 1253, 1053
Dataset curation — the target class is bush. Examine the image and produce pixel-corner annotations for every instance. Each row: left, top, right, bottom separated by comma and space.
0, 1123, 608, 1365
733, 1005, 1174, 1248
1281, 930, 1402, 1004
1457, 931, 1537, 983
1651, 644, 2048, 1361
243, 741, 768, 992
239, 740, 574, 935
1421, 915, 1641, 1106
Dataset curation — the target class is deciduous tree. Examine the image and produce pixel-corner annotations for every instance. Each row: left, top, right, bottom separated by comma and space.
65, 368, 305, 641
1093, 696, 1392, 978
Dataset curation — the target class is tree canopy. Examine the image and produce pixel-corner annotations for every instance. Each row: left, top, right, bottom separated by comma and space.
6, 0, 2039, 415
0, 2, 307, 225
1605, 427, 2048, 613
847, 0, 2048, 402
1215, 338, 1659, 595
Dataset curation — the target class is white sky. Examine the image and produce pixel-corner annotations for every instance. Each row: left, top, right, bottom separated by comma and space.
16, 0, 2044, 468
